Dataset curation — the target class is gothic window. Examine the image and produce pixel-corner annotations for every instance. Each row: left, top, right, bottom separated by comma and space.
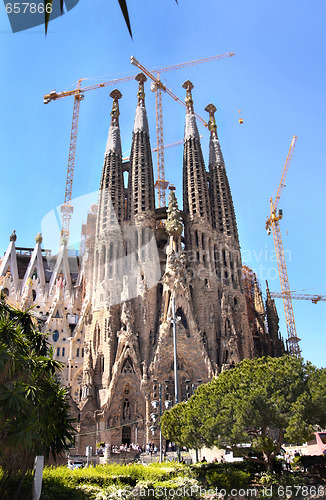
122, 357, 134, 374
109, 242, 114, 262
32, 289, 36, 301
195, 230, 199, 247
62, 347, 65, 357
225, 319, 231, 336
95, 250, 99, 280
55, 310, 61, 318
100, 246, 106, 281
223, 249, 227, 267
93, 323, 100, 350
141, 227, 146, 246
176, 308, 188, 332
53, 330, 59, 342
2, 288, 9, 297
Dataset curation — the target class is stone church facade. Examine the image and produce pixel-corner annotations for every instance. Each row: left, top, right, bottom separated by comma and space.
0, 74, 284, 453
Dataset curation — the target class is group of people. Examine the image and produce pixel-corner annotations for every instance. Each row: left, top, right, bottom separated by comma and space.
94, 441, 180, 458
284, 450, 301, 470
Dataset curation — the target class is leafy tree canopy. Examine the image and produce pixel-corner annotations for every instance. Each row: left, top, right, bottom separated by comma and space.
161, 355, 326, 471
0, 297, 75, 497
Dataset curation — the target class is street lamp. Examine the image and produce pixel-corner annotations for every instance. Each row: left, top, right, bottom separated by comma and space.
172, 297, 179, 405
151, 381, 172, 462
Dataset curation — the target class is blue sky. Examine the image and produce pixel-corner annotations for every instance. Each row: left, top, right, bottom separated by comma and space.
1, 0, 325, 367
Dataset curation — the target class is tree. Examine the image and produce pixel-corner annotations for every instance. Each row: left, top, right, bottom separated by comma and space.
0, 297, 75, 499
161, 355, 326, 471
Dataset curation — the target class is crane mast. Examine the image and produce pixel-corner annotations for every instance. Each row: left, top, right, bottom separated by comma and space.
153, 78, 168, 208
61, 80, 84, 241
266, 135, 301, 357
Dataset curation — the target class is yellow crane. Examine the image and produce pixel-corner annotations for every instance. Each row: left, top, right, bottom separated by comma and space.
44, 74, 138, 243
122, 136, 203, 162
270, 291, 326, 304
45, 52, 234, 242
131, 53, 235, 208
266, 135, 301, 356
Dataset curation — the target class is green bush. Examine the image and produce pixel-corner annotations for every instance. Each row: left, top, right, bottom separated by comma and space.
206, 467, 251, 492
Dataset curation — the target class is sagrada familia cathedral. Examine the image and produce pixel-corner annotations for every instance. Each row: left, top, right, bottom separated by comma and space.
0, 74, 285, 453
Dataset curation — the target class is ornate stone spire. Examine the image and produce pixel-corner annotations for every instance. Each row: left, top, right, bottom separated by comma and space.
254, 274, 265, 317
166, 185, 183, 238
205, 103, 238, 241
35, 232, 42, 244
182, 80, 200, 141
265, 280, 279, 322
0, 230, 19, 292
105, 89, 122, 156
182, 82, 210, 223
98, 89, 125, 230
22, 232, 46, 292
265, 280, 282, 353
183, 80, 194, 114
127, 73, 155, 219
10, 230, 17, 242
205, 103, 224, 167
133, 73, 149, 134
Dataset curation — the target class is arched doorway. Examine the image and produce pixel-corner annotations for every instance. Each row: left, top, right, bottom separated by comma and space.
122, 426, 131, 446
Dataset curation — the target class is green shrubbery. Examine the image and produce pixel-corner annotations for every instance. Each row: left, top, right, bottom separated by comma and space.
39, 463, 193, 499
1, 458, 324, 500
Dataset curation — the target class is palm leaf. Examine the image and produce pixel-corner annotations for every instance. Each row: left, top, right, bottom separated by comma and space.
44, 0, 64, 35
117, 0, 132, 38
43, 0, 178, 35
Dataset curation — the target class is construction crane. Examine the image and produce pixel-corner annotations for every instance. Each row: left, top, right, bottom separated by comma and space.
44, 52, 234, 242
44, 74, 139, 243
130, 53, 235, 208
122, 136, 203, 162
265, 135, 300, 357
270, 291, 326, 304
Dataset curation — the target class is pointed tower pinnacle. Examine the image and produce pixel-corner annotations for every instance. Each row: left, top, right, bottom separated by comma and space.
131, 72, 149, 134
206, 103, 217, 137
0, 230, 19, 292
182, 80, 200, 141
104, 89, 122, 157
182, 81, 210, 223
265, 280, 281, 352
22, 232, 46, 292
97, 89, 125, 231
136, 73, 146, 104
127, 73, 155, 219
183, 80, 194, 114
10, 230, 17, 242
253, 274, 265, 316
265, 280, 278, 319
166, 185, 183, 242
205, 103, 238, 241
